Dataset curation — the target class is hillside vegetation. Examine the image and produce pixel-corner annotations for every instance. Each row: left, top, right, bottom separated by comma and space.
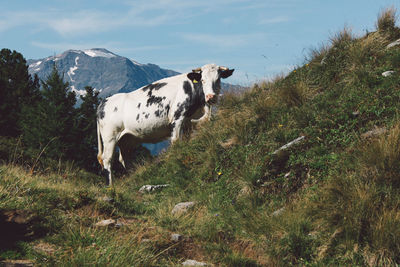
2, 8, 400, 266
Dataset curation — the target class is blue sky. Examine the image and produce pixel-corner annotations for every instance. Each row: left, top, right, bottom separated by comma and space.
0, 0, 399, 85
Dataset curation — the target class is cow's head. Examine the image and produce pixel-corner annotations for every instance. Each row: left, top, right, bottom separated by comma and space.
187, 64, 234, 104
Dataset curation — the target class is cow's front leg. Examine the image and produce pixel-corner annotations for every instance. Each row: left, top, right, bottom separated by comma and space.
102, 138, 116, 186
171, 118, 185, 143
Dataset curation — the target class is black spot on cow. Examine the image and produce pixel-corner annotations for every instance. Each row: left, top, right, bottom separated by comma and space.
113, 107, 118, 112
154, 110, 161, 117
146, 95, 166, 107
212, 79, 221, 94
183, 81, 193, 98
97, 99, 108, 119
173, 83, 206, 121
142, 82, 167, 92
185, 94, 205, 118
136, 114, 140, 121
137, 103, 141, 108
165, 104, 170, 114
145, 113, 150, 119
174, 102, 183, 120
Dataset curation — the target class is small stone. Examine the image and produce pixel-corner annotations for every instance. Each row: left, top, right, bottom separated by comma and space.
271, 207, 285, 217
33, 242, 56, 255
387, 39, 400, 49
172, 202, 196, 215
139, 184, 169, 193
320, 56, 327, 65
100, 196, 113, 202
238, 185, 251, 197
182, 259, 207, 266
94, 219, 115, 227
141, 239, 151, 243
382, 70, 395, 77
361, 127, 387, 139
171, 233, 183, 242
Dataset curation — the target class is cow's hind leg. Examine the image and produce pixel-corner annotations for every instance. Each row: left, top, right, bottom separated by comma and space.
102, 138, 116, 186
117, 134, 137, 170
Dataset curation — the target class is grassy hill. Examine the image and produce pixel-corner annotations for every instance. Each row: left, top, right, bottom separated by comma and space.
2, 8, 400, 266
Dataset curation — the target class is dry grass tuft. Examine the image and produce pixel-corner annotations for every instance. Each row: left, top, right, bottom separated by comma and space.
376, 6, 397, 32
330, 26, 355, 47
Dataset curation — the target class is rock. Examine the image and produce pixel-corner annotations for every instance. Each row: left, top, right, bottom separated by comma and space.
33, 242, 56, 255
182, 259, 208, 266
361, 127, 387, 139
220, 136, 238, 149
99, 196, 113, 202
320, 56, 327, 65
382, 71, 395, 77
0, 260, 34, 267
387, 39, 400, 49
171, 233, 183, 242
271, 207, 285, 217
238, 185, 252, 197
172, 202, 196, 215
141, 239, 151, 243
139, 184, 170, 193
94, 219, 116, 227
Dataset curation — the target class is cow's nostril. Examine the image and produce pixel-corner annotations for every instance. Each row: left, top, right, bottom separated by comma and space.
206, 94, 215, 103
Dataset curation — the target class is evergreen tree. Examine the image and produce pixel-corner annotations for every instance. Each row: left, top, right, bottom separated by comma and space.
20, 65, 76, 160
0, 49, 40, 136
74, 86, 101, 170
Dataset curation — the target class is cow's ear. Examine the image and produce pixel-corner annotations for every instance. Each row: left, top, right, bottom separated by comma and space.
187, 72, 202, 83
220, 69, 234, 79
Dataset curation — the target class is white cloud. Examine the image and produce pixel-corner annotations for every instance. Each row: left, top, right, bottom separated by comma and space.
0, 0, 277, 36
180, 32, 267, 48
259, 15, 291, 25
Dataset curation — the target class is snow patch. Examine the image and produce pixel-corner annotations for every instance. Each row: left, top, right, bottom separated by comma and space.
83, 49, 116, 58
130, 59, 143, 66
29, 61, 42, 68
71, 85, 86, 96
67, 57, 79, 82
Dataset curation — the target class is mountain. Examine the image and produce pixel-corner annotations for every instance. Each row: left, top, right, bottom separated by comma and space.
27, 48, 179, 98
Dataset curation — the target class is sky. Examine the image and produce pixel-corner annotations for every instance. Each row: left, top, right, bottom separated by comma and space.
1, 0, 399, 85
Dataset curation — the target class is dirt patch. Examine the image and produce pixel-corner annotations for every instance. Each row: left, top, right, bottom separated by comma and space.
178, 239, 206, 262
231, 239, 271, 266
0, 209, 45, 251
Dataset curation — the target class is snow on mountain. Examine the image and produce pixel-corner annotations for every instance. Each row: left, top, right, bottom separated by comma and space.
27, 48, 179, 98
83, 49, 116, 58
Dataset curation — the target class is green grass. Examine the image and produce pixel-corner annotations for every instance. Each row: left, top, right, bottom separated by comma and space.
2, 8, 400, 266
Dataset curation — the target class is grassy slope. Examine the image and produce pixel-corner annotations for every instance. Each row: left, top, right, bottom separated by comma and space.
2, 10, 400, 266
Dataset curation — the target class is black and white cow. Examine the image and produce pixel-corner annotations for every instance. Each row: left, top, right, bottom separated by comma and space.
97, 64, 234, 185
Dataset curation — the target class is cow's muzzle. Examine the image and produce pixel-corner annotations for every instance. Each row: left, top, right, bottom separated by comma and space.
206, 94, 216, 104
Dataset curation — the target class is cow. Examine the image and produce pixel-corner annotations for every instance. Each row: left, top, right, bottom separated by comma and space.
97, 64, 234, 185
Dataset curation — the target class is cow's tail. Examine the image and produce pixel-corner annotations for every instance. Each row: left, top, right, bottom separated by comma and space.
97, 119, 104, 169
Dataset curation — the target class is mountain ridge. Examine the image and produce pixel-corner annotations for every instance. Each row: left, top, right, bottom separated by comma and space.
27, 48, 179, 98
